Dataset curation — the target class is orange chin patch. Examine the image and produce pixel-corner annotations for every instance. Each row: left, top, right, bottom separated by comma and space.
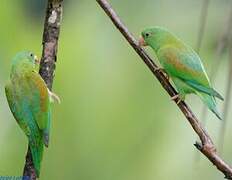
138, 37, 147, 46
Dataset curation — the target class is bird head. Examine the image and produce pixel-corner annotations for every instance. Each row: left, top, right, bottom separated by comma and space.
139, 26, 175, 52
11, 51, 40, 76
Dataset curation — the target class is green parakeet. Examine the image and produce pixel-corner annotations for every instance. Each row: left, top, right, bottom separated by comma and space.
5, 51, 51, 177
139, 27, 223, 119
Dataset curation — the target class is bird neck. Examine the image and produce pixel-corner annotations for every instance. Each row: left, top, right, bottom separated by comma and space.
10, 63, 35, 80
150, 35, 179, 52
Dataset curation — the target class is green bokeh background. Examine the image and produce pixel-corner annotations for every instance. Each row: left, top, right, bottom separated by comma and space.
0, 0, 231, 179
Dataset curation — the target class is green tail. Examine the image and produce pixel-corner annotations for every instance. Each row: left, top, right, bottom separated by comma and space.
197, 92, 222, 120
29, 138, 44, 177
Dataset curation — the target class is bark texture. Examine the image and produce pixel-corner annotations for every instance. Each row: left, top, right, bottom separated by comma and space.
96, 0, 232, 179
23, 0, 63, 179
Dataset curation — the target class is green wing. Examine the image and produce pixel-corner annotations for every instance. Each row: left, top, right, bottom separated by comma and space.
5, 71, 51, 147
5, 81, 31, 136
24, 71, 51, 147
157, 45, 223, 100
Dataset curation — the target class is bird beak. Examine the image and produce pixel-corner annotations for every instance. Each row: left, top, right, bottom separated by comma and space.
35, 55, 40, 65
138, 36, 147, 46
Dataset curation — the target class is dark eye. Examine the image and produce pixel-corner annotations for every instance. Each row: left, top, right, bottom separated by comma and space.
30, 53, 33, 57
145, 33, 150, 37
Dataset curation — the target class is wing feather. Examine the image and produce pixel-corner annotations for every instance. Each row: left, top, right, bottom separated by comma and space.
157, 45, 223, 99
25, 71, 51, 146
6, 72, 51, 146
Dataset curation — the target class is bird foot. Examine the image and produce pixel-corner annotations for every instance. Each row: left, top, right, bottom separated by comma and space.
171, 94, 182, 104
48, 89, 61, 104
155, 68, 170, 81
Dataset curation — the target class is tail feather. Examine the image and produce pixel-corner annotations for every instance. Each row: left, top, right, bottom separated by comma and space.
186, 80, 224, 100
197, 92, 222, 120
29, 138, 44, 177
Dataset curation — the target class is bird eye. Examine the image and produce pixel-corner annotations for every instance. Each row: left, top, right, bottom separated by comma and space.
145, 33, 150, 37
30, 53, 33, 57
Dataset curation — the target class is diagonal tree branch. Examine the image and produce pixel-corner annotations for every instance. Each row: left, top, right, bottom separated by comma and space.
96, 0, 232, 179
194, 0, 210, 163
23, 0, 63, 179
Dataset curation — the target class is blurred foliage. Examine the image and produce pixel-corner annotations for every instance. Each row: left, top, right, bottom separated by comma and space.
0, 0, 231, 180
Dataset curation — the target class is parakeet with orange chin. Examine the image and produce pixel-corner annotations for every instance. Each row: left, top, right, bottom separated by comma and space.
139, 27, 223, 119
5, 51, 59, 177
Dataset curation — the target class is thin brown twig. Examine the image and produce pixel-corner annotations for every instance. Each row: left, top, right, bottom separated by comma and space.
209, 1, 232, 83
194, 0, 210, 162
96, 0, 232, 179
198, 2, 232, 156
218, 37, 232, 153
217, 2, 232, 153
199, 1, 232, 154
195, 0, 210, 53
23, 0, 63, 179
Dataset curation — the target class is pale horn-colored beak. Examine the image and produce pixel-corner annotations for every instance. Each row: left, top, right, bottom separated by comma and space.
138, 36, 147, 46
34, 55, 40, 65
